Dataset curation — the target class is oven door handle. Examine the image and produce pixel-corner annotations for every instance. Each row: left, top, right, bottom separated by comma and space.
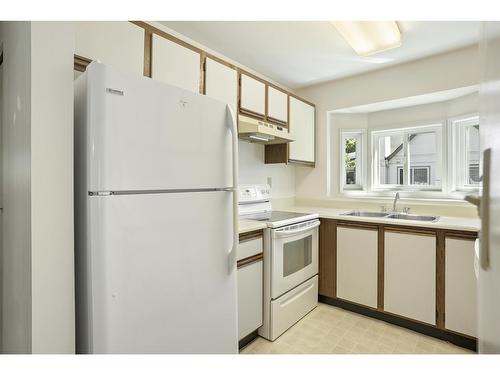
273, 220, 320, 239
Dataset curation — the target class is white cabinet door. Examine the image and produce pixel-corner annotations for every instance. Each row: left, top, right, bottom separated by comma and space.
239, 74, 266, 116
445, 238, 477, 337
152, 34, 201, 93
384, 231, 436, 325
267, 87, 288, 123
337, 226, 378, 308
74, 21, 145, 76
237, 260, 263, 340
288, 97, 315, 163
204, 58, 237, 123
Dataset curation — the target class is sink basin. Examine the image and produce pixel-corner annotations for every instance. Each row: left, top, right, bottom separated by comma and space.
386, 213, 439, 222
342, 211, 390, 218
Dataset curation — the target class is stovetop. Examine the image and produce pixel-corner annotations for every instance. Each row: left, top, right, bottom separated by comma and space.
241, 210, 319, 228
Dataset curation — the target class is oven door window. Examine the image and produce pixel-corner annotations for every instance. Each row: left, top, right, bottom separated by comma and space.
283, 235, 313, 277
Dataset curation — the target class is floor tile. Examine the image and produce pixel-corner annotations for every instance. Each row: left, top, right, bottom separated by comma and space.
240, 303, 475, 355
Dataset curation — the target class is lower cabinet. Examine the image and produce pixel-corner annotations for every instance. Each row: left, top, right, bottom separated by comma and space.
237, 260, 263, 340
384, 230, 436, 325
445, 237, 477, 337
237, 233, 263, 341
337, 225, 378, 308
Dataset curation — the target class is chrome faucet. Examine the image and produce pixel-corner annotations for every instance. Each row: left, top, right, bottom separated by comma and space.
392, 192, 400, 212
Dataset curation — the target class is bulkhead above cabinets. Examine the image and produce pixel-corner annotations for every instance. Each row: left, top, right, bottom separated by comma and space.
72, 21, 316, 167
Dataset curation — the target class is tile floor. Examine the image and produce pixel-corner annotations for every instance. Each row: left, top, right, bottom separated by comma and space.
240, 303, 474, 354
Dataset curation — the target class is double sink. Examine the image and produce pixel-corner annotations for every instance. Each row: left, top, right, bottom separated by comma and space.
342, 210, 439, 223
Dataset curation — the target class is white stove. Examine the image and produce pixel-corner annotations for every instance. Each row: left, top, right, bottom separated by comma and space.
238, 184, 319, 341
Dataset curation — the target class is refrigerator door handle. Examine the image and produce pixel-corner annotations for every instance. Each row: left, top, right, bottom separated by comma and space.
227, 105, 239, 274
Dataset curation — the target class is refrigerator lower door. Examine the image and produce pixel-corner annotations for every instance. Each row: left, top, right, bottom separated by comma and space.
478, 22, 500, 353
82, 191, 237, 354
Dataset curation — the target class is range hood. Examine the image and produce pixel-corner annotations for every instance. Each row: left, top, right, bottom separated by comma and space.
238, 115, 295, 144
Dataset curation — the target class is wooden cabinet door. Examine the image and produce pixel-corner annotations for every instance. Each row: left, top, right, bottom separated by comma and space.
237, 260, 263, 340
267, 86, 288, 124
239, 74, 266, 116
74, 21, 145, 76
204, 58, 237, 124
319, 219, 336, 298
337, 226, 378, 308
151, 34, 201, 93
445, 237, 477, 337
384, 231, 436, 324
288, 97, 315, 164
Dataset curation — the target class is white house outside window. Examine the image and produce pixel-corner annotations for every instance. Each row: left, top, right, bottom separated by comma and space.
371, 124, 443, 191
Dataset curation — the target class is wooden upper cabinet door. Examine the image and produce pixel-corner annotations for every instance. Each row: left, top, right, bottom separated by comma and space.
384, 231, 436, 325
239, 73, 266, 117
288, 97, 315, 164
445, 237, 478, 337
151, 34, 201, 93
204, 58, 238, 123
337, 226, 378, 308
74, 21, 145, 75
267, 86, 288, 124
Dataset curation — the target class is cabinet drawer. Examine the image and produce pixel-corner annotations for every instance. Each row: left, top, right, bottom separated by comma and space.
237, 260, 263, 340
270, 275, 318, 341
238, 236, 263, 261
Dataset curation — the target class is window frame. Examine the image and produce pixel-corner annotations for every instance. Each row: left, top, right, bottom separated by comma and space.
340, 129, 366, 191
449, 114, 480, 192
371, 123, 444, 192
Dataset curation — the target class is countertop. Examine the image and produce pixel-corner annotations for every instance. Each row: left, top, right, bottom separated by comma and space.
238, 219, 267, 234
238, 206, 480, 234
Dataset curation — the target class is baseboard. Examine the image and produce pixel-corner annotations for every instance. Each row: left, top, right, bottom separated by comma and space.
319, 295, 477, 352
238, 330, 259, 351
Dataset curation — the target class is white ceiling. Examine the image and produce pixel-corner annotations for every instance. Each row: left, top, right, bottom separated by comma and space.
159, 21, 481, 89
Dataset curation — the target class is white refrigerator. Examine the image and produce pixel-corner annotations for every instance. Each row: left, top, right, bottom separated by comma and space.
477, 22, 500, 354
74, 62, 239, 354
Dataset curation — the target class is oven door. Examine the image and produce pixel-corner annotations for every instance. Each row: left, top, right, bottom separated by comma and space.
271, 219, 320, 299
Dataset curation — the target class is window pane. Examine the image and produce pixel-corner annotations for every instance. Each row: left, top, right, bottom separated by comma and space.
377, 134, 404, 185
409, 131, 440, 186
344, 137, 357, 185
465, 125, 480, 185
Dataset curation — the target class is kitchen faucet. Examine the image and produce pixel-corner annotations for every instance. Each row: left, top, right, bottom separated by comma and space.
392, 192, 400, 212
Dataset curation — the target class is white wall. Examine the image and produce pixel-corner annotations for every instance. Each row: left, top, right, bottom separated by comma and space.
295, 45, 480, 216
0, 21, 75, 354
0, 21, 32, 354
30, 22, 75, 354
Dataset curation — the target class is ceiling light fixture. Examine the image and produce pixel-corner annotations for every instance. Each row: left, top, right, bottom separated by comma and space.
331, 21, 402, 57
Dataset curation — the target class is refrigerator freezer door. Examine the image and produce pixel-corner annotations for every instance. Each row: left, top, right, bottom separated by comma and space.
83, 191, 237, 353
478, 22, 500, 353
84, 63, 232, 191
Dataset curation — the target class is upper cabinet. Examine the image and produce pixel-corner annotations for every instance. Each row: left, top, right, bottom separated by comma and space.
151, 34, 201, 93
288, 97, 315, 164
204, 58, 238, 123
239, 74, 266, 117
74, 21, 145, 76
267, 87, 288, 124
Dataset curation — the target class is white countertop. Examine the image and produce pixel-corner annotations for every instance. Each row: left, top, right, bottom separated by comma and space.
238, 219, 267, 234
280, 206, 480, 232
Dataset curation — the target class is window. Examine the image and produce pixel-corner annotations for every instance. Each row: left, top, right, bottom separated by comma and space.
340, 130, 365, 190
451, 115, 480, 190
372, 124, 442, 191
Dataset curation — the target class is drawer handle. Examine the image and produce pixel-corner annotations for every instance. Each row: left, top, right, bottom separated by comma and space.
279, 282, 315, 308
